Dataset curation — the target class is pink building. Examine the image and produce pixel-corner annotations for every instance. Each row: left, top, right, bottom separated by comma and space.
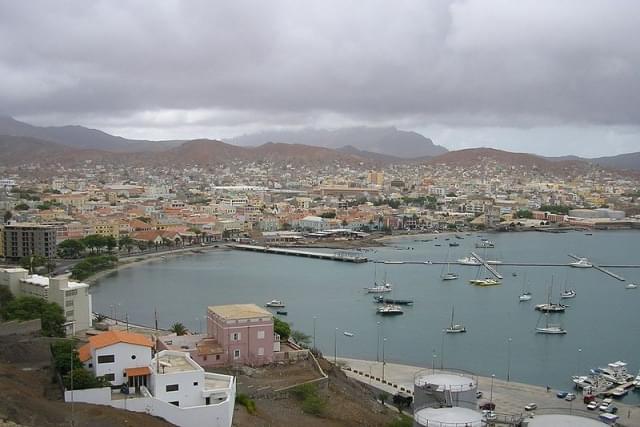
206, 304, 278, 367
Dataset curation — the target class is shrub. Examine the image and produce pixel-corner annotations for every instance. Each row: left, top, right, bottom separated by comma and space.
235, 393, 257, 414
292, 383, 326, 416
386, 415, 413, 427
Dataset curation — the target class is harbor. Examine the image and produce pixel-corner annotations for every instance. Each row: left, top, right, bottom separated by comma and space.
228, 243, 368, 263
91, 230, 640, 406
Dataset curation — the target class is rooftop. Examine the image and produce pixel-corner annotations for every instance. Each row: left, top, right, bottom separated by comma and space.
208, 303, 272, 320
525, 414, 606, 426
153, 351, 201, 374
414, 407, 482, 426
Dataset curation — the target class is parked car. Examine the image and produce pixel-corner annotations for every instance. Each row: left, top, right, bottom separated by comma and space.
482, 411, 497, 421
583, 394, 596, 404
587, 401, 599, 410
599, 401, 610, 411
476, 391, 483, 399
524, 403, 538, 411
605, 406, 618, 414
556, 391, 568, 398
565, 393, 576, 401
480, 402, 496, 411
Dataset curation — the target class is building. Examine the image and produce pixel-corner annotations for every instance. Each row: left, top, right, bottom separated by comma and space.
296, 215, 329, 232
79, 330, 154, 386
67, 331, 236, 427
367, 171, 384, 186
0, 268, 92, 334
2, 223, 57, 261
205, 304, 278, 367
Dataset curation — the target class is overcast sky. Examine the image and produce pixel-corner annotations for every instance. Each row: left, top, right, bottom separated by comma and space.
1, 0, 639, 157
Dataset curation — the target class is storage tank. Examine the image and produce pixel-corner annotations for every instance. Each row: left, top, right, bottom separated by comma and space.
413, 407, 483, 427
413, 370, 478, 410
522, 414, 609, 426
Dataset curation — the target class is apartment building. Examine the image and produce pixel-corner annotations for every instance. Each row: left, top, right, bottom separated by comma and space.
2, 223, 57, 261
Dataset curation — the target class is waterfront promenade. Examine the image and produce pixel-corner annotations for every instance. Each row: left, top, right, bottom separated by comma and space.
336, 357, 640, 426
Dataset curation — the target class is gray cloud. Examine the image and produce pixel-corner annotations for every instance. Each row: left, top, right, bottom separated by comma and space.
1, 0, 639, 155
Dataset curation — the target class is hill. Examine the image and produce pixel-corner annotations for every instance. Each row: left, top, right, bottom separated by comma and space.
0, 135, 122, 165
590, 152, 640, 171
227, 127, 447, 158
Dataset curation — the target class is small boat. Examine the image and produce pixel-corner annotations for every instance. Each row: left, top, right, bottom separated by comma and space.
444, 306, 466, 333
384, 261, 404, 264
585, 233, 593, 236
475, 239, 495, 249
376, 304, 403, 316
373, 295, 414, 305
560, 289, 577, 299
611, 387, 628, 397
536, 313, 567, 334
266, 300, 285, 308
441, 272, 459, 281
625, 283, 638, 289
458, 256, 481, 265
449, 242, 460, 247
276, 311, 288, 316
569, 257, 592, 268
535, 303, 567, 312
343, 331, 354, 337
455, 235, 464, 240
365, 283, 392, 293
512, 272, 518, 277
519, 291, 532, 302
434, 244, 442, 247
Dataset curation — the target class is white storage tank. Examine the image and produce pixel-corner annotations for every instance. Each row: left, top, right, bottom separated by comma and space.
413, 370, 478, 410
413, 407, 483, 427
523, 414, 610, 426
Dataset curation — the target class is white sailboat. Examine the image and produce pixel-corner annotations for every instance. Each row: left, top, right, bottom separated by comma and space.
560, 276, 576, 299
365, 264, 393, 293
536, 313, 567, 334
441, 250, 459, 281
519, 273, 532, 301
445, 306, 466, 333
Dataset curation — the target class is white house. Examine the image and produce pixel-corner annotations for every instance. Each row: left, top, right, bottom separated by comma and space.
78, 330, 154, 387
68, 332, 236, 427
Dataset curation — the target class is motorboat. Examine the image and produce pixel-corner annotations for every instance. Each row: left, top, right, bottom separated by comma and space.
373, 295, 414, 305
625, 283, 638, 289
535, 303, 567, 312
519, 291, 532, 302
458, 256, 481, 265
276, 310, 288, 316
611, 387, 628, 398
376, 304, 403, 316
634, 370, 640, 388
475, 239, 495, 248
569, 257, 592, 268
596, 361, 634, 385
343, 331, 354, 337
266, 300, 285, 308
444, 306, 466, 333
365, 283, 392, 293
449, 242, 460, 247
441, 272, 459, 281
469, 278, 501, 286
560, 289, 577, 299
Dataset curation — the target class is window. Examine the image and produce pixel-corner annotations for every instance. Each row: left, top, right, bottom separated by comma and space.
257, 330, 265, 339
233, 349, 240, 359
97, 355, 115, 364
216, 355, 220, 360
193, 381, 199, 386
104, 373, 115, 381
65, 310, 74, 318
65, 300, 74, 307
231, 332, 241, 341
66, 290, 78, 296
169, 401, 179, 407
166, 384, 179, 392
258, 347, 264, 356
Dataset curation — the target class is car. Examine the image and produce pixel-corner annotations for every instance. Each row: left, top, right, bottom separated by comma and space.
602, 398, 613, 405
524, 403, 538, 411
605, 406, 618, 414
556, 391, 568, 398
476, 391, 483, 399
599, 402, 610, 411
565, 393, 576, 401
482, 411, 497, 421
587, 401, 599, 410
480, 402, 496, 411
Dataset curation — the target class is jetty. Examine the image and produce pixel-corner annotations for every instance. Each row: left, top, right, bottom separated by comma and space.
470, 251, 504, 279
228, 244, 368, 263
568, 254, 626, 281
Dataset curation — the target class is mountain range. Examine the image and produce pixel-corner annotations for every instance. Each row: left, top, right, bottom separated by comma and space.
0, 116, 639, 172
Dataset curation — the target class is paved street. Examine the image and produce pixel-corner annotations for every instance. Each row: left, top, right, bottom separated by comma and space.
336, 357, 640, 426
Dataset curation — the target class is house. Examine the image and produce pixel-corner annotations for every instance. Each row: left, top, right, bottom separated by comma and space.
78, 330, 154, 387
67, 332, 236, 427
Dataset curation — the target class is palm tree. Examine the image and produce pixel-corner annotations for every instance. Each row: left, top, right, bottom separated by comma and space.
169, 322, 188, 336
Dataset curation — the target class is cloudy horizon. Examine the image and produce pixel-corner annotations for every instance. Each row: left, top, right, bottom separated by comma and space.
1, 0, 639, 157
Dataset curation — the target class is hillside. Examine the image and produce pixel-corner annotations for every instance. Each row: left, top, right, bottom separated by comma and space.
590, 152, 640, 171
0, 135, 122, 165
228, 126, 447, 158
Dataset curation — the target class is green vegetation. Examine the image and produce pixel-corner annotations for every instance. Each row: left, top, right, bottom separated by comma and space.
57, 239, 86, 258
235, 393, 257, 414
19, 255, 47, 271
36, 200, 64, 210
319, 211, 336, 218
0, 286, 15, 311
51, 340, 110, 389
290, 330, 311, 347
118, 235, 135, 254
374, 198, 401, 209
516, 209, 534, 219
71, 255, 118, 280
169, 322, 188, 336
540, 204, 571, 215
386, 415, 413, 427
82, 234, 117, 254
273, 317, 291, 340
2, 296, 65, 337
14, 203, 30, 211
292, 383, 327, 416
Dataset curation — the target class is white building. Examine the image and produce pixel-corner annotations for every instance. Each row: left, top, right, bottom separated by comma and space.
67, 331, 236, 427
296, 215, 329, 232
0, 268, 92, 334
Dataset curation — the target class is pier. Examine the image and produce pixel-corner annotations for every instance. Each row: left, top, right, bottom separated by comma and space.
470, 251, 504, 279
568, 254, 626, 281
228, 244, 368, 263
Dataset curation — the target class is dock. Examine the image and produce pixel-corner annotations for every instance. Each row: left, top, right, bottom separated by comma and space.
228, 244, 368, 263
470, 251, 504, 279
568, 254, 626, 281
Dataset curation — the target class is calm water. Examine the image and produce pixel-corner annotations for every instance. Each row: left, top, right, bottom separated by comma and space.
91, 230, 640, 401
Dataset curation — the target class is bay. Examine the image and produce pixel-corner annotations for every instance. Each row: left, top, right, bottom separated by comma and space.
91, 230, 640, 401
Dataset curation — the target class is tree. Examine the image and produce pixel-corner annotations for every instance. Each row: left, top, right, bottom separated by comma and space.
14, 203, 30, 211
64, 368, 111, 390
57, 239, 85, 258
273, 317, 290, 340
118, 236, 134, 255
169, 322, 188, 336
3, 210, 12, 223
0, 286, 14, 310
51, 340, 81, 375
291, 330, 311, 347
516, 209, 533, 219
104, 236, 117, 253
19, 255, 46, 272
82, 234, 107, 254
2, 296, 65, 337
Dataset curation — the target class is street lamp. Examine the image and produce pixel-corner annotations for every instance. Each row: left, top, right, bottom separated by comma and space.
376, 321, 381, 362
334, 327, 338, 364
382, 337, 387, 381
313, 316, 317, 351
507, 337, 512, 382
432, 350, 437, 374
440, 330, 445, 370
490, 374, 495, 407
577, 348, 582, 377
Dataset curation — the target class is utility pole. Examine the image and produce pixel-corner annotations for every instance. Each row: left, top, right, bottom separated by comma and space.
334, 328, 338, 364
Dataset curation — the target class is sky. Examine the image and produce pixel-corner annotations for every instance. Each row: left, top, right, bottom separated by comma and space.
1, 0, 639, 157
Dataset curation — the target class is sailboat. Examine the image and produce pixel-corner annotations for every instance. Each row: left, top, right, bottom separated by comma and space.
468, 250, 501, 286
535, 279, 568, 312
441, 250, 459, 281
519, 273, 532, 302
536, 313, 567, 334
365, 264, 393, 293
444, 306, 466, 333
